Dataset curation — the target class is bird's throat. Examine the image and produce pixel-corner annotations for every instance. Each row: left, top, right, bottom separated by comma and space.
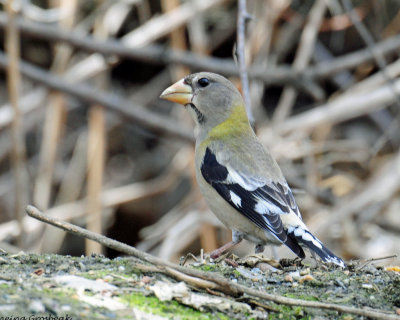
189, 103, 206, 125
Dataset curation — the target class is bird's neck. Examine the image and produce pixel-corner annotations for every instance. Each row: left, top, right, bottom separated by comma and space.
199, 104, 253, 145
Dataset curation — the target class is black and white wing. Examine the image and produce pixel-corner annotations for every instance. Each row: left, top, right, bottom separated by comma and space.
201, 148, 305, 258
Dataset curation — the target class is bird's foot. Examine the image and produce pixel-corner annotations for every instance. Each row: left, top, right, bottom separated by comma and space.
271, 246, 279, 260
279, 257, 303, 268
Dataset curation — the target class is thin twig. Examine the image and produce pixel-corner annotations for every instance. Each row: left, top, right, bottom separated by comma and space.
359, 254, 398, 264
356, 254, 398, 271
25, 205, 400, 319
364, 254, 398, 262
132, 263, 219, 291
237, 0, 253, 124
165, 267, 219, 291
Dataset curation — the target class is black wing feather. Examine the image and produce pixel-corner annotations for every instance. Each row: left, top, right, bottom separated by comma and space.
201, 148, 304, 258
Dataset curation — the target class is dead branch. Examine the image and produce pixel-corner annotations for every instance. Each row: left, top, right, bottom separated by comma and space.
0, 52, 194, 142
0, 12, 327, 97
0, 11, 399, 87
342, 0, 394, 85
279, 77, 400, 134
306, 34, 400, 79
0, 12, 304, 89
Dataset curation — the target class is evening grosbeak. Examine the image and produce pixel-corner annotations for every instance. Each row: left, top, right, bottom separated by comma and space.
160, 72, 345, 267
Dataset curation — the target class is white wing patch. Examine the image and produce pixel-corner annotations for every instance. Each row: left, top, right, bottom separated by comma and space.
225, 165, 264, 191
292, 227, 322, 249
229, 191, 242, 207
254, 198, 282, 215
294, 227, 304, 237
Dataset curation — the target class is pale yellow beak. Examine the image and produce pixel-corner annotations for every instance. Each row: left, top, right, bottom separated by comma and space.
160, 79, 193, 105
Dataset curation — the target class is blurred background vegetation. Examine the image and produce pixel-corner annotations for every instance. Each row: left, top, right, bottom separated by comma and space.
0, 0, 399, 266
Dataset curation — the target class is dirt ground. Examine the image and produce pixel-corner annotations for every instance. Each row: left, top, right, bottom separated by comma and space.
0, 251, 399, 319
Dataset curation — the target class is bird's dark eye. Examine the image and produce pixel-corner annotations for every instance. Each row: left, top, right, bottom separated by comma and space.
198, 78, 210, 87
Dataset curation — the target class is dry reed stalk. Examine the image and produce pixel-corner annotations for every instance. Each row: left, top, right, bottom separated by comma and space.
85, 105, 105, 255
33, 93, 67, 210
85, 10, 111, 255
5, 0, 28, 248
33, 0, 77, 212
161, 0, 189, 80
34, 0, 78, 254
41, 132, 88, 253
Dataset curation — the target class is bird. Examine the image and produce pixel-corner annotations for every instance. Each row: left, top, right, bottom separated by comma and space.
160, 72, 345, 267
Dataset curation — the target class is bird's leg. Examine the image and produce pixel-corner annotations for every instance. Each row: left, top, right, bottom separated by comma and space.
210, 241, 237, 259
271, 246, 279, 260
311, 250, 317, 261
210, 230, 243, 259
255, 244, 265, 254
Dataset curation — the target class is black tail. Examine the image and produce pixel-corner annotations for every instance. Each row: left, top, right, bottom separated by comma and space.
288, 227, 345, 267
284, 234, 306, 259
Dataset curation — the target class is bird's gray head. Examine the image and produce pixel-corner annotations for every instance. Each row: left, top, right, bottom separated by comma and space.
160, 72, 246, 135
